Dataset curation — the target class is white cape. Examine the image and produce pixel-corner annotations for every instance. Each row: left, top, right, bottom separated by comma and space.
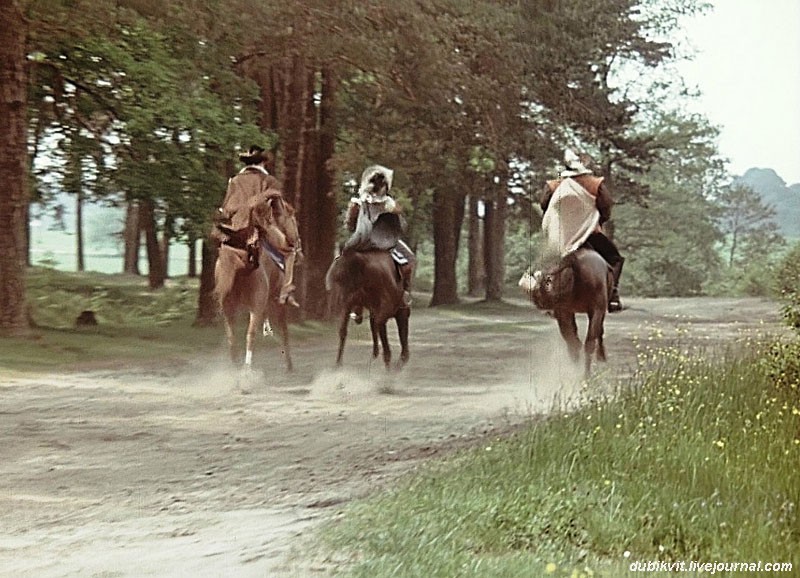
541, 178, 600, 258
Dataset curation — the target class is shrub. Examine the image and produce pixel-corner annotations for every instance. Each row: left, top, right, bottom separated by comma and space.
762, 340, 800, 396
775, 241, 800, 332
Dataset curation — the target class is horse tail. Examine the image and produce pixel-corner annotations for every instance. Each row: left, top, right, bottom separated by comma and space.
326, 252, 363, 313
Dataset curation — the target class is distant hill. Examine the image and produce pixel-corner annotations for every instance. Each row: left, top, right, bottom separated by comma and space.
734, 168, 800, 238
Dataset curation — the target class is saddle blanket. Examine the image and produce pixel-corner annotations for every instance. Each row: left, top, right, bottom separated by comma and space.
260, 239, 286, 271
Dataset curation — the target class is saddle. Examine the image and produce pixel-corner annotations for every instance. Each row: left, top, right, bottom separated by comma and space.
215, 219, 260, 271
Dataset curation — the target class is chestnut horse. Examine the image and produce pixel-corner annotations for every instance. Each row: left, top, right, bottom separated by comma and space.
326, 249, 411, 370
519, 248, 613, 376
214, 192, 299, 372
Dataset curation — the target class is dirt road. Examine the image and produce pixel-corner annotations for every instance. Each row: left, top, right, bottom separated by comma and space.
0, 297, 785, 577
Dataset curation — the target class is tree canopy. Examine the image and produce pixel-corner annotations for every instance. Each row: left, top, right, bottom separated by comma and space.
4, 0, 777, 333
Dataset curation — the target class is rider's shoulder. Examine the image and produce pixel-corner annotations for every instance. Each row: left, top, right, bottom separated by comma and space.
546, 179, 561, 192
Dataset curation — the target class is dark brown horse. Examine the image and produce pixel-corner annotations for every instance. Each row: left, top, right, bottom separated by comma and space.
326, 249, 411, 369
214, 192, 300, 372
520, 247, 612, 375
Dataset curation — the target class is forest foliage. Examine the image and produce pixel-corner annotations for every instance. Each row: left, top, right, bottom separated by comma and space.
1, 0, 792, 333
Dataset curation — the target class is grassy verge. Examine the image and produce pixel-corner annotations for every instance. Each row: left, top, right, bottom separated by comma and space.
0, 267, 322, 372
325, 340, 800, 577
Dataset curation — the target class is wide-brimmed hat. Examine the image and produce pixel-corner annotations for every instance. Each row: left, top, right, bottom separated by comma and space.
560, 149, 593, 177
239, 145, 270, 165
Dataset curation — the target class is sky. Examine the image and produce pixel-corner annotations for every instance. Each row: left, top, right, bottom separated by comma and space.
676, 0, 800, 185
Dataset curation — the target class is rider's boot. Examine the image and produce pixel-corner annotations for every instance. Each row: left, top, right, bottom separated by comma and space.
608, 258, 624, 313
279, 251, 300, 307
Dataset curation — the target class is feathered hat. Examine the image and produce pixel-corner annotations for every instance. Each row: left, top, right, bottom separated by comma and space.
560, 149, 593, 177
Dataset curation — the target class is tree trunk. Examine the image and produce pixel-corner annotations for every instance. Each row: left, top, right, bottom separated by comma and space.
160, 213, 173, 279
139, 199, 165, 289
430, 189, 465, 306
278, 54, 309, 206
467, 193, 484, 297
194, 238, 218, 326
0, 0, 30, 335
123, 199, 141, 274
250, 56, 336, 319
195, 159, 234, 323
300, 67, 338, 320
484, 187, 507, 301
728, 231, 737, 267
24, 203, 30, 267
187, 238, 197, 278
76, 188, 85, 272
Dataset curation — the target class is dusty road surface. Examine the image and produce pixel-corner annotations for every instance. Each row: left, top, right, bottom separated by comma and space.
0, 297, 786, 577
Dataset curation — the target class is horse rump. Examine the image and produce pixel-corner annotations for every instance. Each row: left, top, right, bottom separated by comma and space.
519, 255, 577, 311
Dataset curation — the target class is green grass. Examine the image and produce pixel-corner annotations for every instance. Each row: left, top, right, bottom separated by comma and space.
325, 341, 800, 577
1, 267, 323, 372
25, 266, 202, 329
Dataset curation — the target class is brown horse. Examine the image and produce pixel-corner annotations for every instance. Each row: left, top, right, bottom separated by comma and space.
214, 191, 300, 372
326, 249, 411, 370
519, 247, 612, 376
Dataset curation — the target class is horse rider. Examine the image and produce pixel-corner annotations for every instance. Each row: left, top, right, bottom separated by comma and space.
539, 149, 624, 312
213, 145, 300, 307
343, 164, 415, 308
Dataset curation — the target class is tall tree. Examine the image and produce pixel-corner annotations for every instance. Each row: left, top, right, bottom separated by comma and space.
615, 111, 724, 296
715, 183, 783, 267
0, 0, 30, 336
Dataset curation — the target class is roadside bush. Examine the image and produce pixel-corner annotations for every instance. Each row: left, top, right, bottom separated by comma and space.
775, 241, 800, 332
762, 340, 800, 396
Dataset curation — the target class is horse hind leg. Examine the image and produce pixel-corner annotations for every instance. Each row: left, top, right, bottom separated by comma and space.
395, 308, 410, 369
556, 313, 581, 363
584, 309, 607, 376
596, 330, 607, 363
276, 306, 293, 372
378, 321, 391, 369
268, 297, 293, 372
221, 302, 238, 364
369, 315, 380, 359
336, 312, 349, 367
244, 311, 262, 368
